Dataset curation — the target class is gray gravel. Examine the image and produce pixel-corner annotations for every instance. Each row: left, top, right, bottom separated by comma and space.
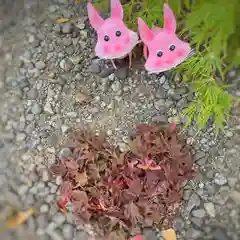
0, 0, 240, 240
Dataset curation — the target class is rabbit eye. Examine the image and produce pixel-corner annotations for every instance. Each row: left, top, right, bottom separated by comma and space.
157, 51, 163, 57
169, 45, 175, 51
104, 35, 110, 41
116, 31, 121, 37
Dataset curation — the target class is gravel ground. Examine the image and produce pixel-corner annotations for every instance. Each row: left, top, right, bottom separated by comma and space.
0, 0, 239, 239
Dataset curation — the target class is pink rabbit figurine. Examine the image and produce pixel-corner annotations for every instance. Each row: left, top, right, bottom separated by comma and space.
87, 0, 139, 69
138, 3, 191, 73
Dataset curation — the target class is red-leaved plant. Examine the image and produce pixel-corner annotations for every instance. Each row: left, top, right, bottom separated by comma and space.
50, 123, 195, 238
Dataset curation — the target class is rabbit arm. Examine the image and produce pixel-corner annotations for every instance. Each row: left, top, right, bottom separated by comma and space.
111, 59, 117, 69
129, 52, 132, 69
143, 45, 148, 60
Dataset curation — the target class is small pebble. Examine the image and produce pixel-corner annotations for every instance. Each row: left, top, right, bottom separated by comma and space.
35, 61, 46, 70
62, 224, 73, 238
16, 133, 27, 142
61, 125, 70, 134
40, 204, 49, 213
89, 60, 101, 74
27, 88, 38, 100
214, 173, 227, 185
115, 67, 129, 80
56, 176, 62, 185
61, 22, 73, 34
204, 202, 216, 217
53, 212, 66, 226
42, 170, 49, 182
18, 185, 29, 196
59, 148, 72, 158
31, 103, 43, 114
192, 209, 206, 218
98, 67, 114, 78
111, 81, 121, 92
59, 59, 73, 72
76, 23, 85, 30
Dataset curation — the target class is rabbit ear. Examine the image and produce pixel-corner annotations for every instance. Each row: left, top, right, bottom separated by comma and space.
111, 0, 123, 20
163, 3, 176, 33
87, 3, 104, 30
138, 18, 154, 44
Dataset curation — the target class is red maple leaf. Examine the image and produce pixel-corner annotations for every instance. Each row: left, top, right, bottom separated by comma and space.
137, 158, 161, 170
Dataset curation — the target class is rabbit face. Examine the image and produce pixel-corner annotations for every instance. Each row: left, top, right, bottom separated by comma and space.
145, 31, 191, 73
138, 3, 191, 73
95, 19, 138, 59
87, 0, 138, 59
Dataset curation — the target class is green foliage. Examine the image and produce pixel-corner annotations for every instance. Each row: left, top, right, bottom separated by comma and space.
181, 78, 232, 131
92, 0, 240, 133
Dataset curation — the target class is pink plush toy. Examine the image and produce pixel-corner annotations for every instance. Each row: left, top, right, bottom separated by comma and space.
138, 3, 192, 73
87, 0, 139, 69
